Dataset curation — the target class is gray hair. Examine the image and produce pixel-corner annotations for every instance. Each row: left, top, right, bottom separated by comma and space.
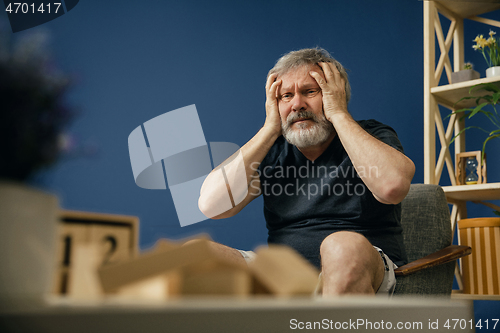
268, 47, 351, 103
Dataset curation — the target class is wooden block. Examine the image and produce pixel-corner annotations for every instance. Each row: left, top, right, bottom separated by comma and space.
182, 267, 251, 296
52, 224, 89, 294
60, 210, 139, 257
153, 239, 179, 252
98, 239, 214, 293
67, 243, 103, 299
152, 233, 212, 252
52, 210, 140, 295
116, 270, 182, 300
249, 245, 320, 296
89, 225, 132, 266
251, 275, 273, 295
181, 259, 251, 296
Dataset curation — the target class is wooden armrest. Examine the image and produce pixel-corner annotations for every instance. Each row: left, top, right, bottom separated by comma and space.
394, 245, 471, 277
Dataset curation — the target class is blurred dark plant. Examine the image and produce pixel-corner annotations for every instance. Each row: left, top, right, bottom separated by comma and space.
0, 26, 73, 181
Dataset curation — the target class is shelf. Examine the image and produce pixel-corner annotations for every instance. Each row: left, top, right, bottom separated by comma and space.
443, 182, 500, 202
431, 76, 500, 109
452, 290, 500, 301
435, 0, 500, 18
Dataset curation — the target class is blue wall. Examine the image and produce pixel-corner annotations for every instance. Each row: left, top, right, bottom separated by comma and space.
2, 0, 499, 327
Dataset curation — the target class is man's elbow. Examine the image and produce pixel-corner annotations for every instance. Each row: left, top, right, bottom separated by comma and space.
378, 163, 415, 205
380, 182, 410, 205
198, 195, 234, 220
198, 196, 210, 219
198, 195, 218, 220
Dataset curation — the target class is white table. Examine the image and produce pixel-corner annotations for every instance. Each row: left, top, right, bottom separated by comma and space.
0, 295, 475, 333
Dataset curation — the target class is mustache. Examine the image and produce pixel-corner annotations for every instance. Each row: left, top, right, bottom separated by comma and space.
285, 111, 319, 127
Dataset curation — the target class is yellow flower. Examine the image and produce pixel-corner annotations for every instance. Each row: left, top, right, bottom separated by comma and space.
486, 36, 496, 47
474, 31, 500, 67
474, 35, 488, 48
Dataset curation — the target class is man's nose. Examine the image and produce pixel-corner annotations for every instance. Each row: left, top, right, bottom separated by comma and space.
291, 94, 307, 111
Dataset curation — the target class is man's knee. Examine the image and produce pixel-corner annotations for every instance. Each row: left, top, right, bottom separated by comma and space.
320, 231, 384, 294
320, 231, 373, 264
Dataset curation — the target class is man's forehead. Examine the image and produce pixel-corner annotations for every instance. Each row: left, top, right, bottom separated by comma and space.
281, 64, 321, 76
279, 64, 323, 87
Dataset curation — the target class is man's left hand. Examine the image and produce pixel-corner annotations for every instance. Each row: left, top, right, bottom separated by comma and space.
309, 62, 349, 123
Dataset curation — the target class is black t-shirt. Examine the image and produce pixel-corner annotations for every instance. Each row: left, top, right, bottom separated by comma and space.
258, 119, 408, 269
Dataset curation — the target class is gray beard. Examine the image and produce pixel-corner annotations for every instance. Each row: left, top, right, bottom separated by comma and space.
282, 111, 335, 148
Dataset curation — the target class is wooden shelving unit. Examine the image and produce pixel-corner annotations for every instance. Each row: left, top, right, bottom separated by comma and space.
437, 1, 500, 18
443, 183, 500, 203
431, 76, 500, 109
423, 1, 500, 300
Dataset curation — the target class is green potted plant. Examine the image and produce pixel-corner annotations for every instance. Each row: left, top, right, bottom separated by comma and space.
450, 82, 500, 161
473, 30, 500, 78
450, 83, 500, 215
451, 62, 480, 84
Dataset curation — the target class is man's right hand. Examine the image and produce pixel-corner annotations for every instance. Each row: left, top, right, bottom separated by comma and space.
264, 73, 282, 136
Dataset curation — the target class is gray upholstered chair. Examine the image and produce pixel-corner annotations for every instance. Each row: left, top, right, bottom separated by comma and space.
394, 184, 471, 295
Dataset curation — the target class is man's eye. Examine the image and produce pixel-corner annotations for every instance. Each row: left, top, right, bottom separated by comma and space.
306, 89, 320, 96
281, 94, 293, 101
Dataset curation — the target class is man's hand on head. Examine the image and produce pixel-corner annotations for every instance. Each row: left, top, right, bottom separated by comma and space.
309, 62, 349, 124
264, 73, 283, 137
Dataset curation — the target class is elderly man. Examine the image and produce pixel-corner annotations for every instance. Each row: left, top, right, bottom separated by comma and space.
198, 48, 415, 295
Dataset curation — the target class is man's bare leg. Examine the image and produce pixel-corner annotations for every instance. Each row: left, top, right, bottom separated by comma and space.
320, 231, 385, 296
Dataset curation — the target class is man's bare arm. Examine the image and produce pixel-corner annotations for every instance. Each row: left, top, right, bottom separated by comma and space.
198, 74, 283, 218
310, 62, 415, 205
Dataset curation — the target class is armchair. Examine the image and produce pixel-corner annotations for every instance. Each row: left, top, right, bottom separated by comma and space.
394, 184, 471, 295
